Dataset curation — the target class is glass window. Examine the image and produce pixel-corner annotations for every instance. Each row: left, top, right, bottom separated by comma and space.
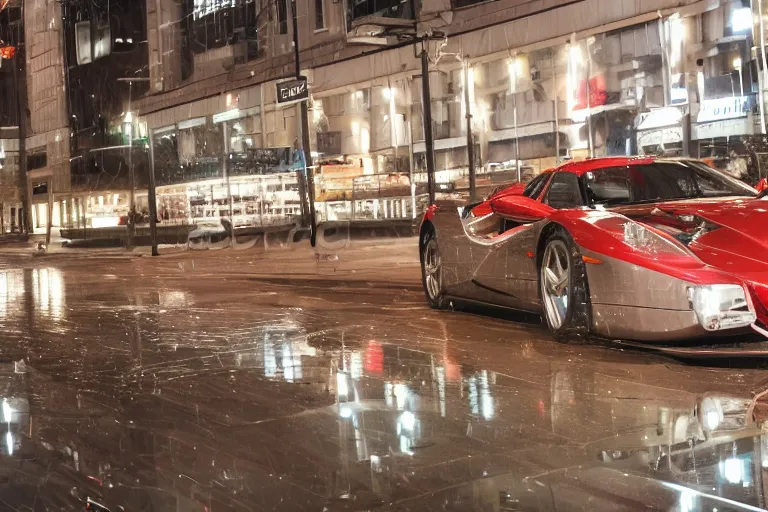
75, 21, 92, 65
27, 150, 47, 171
583, 162, 756, 206
194, 0, 235, 18
545, 172, 584, 209
277, 0, 288, 35
315, 0, 325, 29
522, 173, 550, 199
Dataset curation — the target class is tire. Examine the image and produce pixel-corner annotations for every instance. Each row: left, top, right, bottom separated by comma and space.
420, 228, 446, 309
538, 228, 591, 339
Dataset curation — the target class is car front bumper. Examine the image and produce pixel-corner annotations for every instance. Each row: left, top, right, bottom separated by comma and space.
582, 249, 759, 342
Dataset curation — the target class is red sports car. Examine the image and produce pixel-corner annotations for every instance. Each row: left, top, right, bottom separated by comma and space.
419, 157, 768, 342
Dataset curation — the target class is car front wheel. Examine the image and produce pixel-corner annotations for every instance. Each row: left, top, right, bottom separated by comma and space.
539, 228, 591, 338
421, 230, 446, 309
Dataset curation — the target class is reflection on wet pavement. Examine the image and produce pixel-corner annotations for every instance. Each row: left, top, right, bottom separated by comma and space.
0, 261, 767, 510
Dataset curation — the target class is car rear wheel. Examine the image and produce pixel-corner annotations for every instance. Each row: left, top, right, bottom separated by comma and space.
421, 230, 446, 309
539, 229, 591, 338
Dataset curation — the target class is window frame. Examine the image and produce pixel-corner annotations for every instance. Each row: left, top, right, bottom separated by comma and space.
277, 0, 288, 35
543, 171, 586, 210
522, 172, 551, 200
315, 0, 326, 30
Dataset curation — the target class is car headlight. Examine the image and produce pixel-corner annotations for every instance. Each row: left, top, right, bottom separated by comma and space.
689, 285, 756, 331
622, 221, 689, 256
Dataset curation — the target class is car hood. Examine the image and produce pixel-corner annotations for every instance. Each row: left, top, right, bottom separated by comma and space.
612, 197, 768, 271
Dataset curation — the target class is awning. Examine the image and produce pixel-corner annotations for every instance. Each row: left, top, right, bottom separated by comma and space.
635, 107, 684, 131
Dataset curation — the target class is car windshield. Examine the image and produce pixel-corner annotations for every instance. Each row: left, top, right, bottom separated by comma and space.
583, 161, 757, 206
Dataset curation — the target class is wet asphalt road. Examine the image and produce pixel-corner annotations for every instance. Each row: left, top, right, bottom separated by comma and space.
1, 240, 768, 511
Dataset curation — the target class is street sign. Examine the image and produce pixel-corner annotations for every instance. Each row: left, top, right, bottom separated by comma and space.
276, 77, 308, 106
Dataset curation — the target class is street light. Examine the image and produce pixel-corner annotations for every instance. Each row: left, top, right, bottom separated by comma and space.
117, 77, 151, 252
731, 7, 752, 33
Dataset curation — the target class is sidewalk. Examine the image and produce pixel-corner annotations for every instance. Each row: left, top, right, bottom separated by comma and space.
0, 233, 422, 284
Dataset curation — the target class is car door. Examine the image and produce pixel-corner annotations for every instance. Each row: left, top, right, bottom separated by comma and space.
470, 174, 553, 303
503, 171, 584, 304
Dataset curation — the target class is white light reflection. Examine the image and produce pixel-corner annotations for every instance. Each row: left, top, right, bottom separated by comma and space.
0, 270, 24, 320
722, 457, 744, 485
399, 411, 415, 432
264, 333, 277, 378
350, 352, 362, 380
436, 367, 446, 418
282, 344, 302, 383
705, 410, 721, 431
158, 291, 190, 308
468, 371, 495, 420
679, 488, 695, 512
33, 268, 65, 322
337, 372, 349, 399
2, 400, 11, 423
393, 383, 408, 410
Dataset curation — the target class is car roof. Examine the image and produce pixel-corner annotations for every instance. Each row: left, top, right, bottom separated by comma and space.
554, 156, 658, 176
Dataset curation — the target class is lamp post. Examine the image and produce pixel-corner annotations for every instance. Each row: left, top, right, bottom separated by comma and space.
463, 60, 476, 201
290, 0, 316, 247
509, 57, 522, 183
421, 43, 436, 205
117, 77, 149, 249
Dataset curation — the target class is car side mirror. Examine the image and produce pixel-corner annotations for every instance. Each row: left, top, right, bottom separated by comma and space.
489, 194, 554, 222
756, 178, 768, 193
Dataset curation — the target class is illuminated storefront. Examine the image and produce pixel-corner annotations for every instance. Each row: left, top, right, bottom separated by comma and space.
311, 82, 421, 221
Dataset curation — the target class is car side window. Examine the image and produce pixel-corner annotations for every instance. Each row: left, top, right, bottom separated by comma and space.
522, 173, 549, 199
545, 172, 585, 209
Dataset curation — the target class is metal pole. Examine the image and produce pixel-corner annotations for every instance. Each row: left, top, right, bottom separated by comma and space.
739, 67, 744, 99
463, 61, 476, 201
147, 130, 159, 256
45, 181, 52, 247
127, 82, 135, 247
659, 18, 670, 107
755, 0, 768, 135
407, 78, 417, 218
421, 44, 436, 205
291, 0, 316, 247
223, 121, 233, 220
585, 40, 594, 158
553, 53, 560, 164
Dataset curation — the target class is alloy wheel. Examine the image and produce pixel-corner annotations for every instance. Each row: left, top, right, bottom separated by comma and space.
423, 238, 442, 301
541, 240, 570, 330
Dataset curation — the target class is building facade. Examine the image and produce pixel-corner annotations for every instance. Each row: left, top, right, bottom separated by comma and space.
0, 0, 25, 233
130, 0, 768, 231
3, 0, 768, 237
0, 0, 150, 235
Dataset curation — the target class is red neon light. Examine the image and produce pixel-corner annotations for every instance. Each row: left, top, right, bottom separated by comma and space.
0, 46, 17, 60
